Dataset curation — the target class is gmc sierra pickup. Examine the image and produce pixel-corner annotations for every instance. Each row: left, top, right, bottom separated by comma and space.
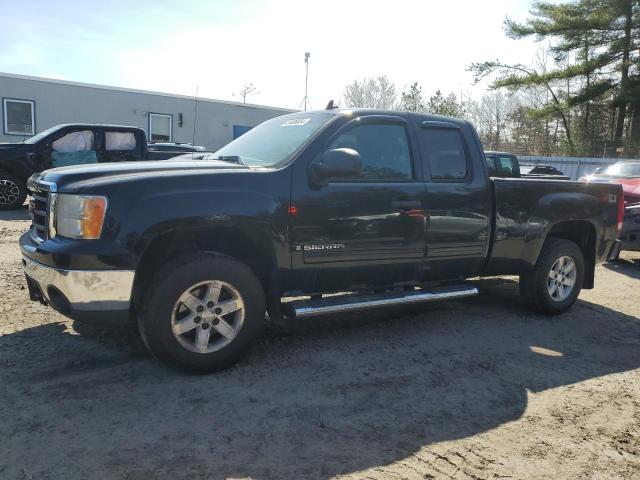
20, 109, 623, 372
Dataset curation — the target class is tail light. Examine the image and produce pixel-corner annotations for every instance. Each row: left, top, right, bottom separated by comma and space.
617, 191, 624, 233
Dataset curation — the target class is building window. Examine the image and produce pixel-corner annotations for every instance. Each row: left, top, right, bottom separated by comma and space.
149, 113, 172, 142
3, 98, 35, 136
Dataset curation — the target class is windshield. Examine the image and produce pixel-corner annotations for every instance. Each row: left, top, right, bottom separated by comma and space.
23, 125, 64, 144
603, 162, 640, 177
212, 112, 337, 167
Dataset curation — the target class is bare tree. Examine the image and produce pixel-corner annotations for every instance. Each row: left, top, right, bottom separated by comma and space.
465, 91, 518, 150
237, 82, 258, 103
343, 76, 399, 110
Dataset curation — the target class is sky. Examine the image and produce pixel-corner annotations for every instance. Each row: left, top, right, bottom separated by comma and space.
0, 0, 542, 109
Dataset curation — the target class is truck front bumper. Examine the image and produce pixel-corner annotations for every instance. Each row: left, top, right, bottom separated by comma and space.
22, 255, 134, 323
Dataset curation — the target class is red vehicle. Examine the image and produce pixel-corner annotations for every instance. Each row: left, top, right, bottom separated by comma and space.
582, 161, 640, 253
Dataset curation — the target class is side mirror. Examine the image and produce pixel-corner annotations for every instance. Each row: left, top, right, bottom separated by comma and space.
309, 148, 362, 185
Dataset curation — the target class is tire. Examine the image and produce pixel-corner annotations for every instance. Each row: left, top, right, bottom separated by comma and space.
0, 172, 27, 211
137, 253, 266, 373
519, 238, 584, 315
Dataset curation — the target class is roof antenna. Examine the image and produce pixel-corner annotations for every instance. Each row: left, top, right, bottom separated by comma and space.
192, 85, 199, 146
325, 99, 337, 110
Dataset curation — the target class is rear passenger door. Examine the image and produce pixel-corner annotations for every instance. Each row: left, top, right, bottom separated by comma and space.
416, 121, 492, 279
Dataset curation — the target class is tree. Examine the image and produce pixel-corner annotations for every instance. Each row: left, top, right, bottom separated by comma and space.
237, 82, 258, 103
465, 91, 518, 150
469, 51, 577, 153
426, 90, 464, 117
472, 0, 640, 155
400, 82, 425, 112
343, 76, 399, 110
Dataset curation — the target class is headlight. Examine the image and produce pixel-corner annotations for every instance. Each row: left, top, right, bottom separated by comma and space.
54, 194, 108, 239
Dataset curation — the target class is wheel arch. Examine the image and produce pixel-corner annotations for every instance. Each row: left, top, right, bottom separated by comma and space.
541, 219, 597, 289
130, 225, 282, 313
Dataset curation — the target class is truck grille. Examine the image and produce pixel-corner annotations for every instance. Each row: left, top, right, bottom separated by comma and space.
29, 192, 50, 243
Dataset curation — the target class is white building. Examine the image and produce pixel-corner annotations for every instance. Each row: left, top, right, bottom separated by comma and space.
0, 72, 294, 148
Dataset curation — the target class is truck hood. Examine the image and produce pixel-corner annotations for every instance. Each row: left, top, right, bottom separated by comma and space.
29, 159, 251, 192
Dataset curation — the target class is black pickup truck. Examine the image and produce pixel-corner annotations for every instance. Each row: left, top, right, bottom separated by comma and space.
0, 124, 147, 210
0, 124, 207, 210
20, 109, 623, 372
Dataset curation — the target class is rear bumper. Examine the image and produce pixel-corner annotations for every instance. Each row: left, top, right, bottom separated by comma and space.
619, 214, 640, 251
22, 255, 133, 323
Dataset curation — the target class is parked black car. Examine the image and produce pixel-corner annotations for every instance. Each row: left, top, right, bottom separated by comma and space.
484, 151, 570, 180
21, 110, 622, 372
0, 124, 147, 210
147, 142, 206, 160
520, 164, 568, 177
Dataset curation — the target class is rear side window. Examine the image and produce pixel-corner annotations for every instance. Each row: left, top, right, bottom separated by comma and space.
105, 131, 136, 151
484, 155, 497, 176
418, 128, 468, 180
328, 123, 413, 181
498, 156, 517, 176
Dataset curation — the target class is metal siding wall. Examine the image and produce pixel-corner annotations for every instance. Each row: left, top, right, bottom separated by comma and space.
0, 75, 293, 149
518, 155, 640, 180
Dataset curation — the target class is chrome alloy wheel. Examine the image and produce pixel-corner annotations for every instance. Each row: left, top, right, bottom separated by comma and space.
0, 179, 20, 206
171, 280, 245, 354
547, 256, 577, 302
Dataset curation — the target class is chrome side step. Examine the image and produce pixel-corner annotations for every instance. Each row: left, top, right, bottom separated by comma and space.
286, 284, 479, 319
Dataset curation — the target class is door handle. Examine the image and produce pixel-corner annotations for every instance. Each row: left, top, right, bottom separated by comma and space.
391, 199, 422, 209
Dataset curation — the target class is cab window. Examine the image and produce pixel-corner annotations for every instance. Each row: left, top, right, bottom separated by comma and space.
328, 123, 413, 181
498, 156, 519, 177
484, 155, 497, 176
418, 128, 469, 181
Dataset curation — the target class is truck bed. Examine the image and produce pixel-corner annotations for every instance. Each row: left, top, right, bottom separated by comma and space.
486, 177, 621, 276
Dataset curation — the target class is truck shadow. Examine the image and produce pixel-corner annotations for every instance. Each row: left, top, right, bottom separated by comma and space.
603, 256, 640, 280
1, 278, 639, 479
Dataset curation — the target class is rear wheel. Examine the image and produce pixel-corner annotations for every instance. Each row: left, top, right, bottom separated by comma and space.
138, 253, 266, 372
519, 238, 584, 315
0, 173, 27, 210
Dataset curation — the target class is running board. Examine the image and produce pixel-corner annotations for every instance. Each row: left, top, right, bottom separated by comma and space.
286, 284, 479, 319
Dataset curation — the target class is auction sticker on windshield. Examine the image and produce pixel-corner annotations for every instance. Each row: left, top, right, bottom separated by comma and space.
281, 118, 310, 127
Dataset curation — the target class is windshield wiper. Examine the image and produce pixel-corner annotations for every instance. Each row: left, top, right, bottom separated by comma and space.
217, 155, 246, 165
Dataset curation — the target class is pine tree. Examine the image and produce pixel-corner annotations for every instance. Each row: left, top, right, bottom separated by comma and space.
400, 82, 425, 112
470, 0, 640, 155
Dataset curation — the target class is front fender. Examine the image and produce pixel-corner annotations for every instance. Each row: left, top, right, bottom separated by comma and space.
112, 188, 289, 270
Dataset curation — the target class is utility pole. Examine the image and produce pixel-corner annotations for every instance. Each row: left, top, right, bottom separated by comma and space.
300, 52, 311, 111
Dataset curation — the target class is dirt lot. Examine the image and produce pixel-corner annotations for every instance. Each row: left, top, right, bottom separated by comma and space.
1, 207, 639, 480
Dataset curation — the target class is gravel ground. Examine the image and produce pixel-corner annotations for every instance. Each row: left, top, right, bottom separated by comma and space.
1, 206, 639, 480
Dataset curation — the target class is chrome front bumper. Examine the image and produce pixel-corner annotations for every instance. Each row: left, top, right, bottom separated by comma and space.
22, 256, 134, 312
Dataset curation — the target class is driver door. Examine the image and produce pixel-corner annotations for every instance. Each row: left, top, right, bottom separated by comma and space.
289, 115, 427, 293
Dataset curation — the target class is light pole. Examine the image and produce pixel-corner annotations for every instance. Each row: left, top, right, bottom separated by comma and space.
302, 52, 311, 111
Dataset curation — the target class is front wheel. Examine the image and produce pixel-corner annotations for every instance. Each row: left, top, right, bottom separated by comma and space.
0, 173, 27, 210
138, 253, 266, 372
519, 238, 584, 315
